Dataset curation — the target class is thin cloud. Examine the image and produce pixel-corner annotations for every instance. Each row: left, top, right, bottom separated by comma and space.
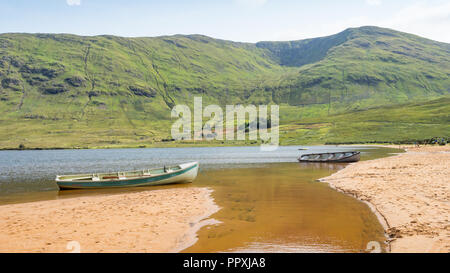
234, 0, 268, 7
366, 0, 382, 6
387, 2, 450, 26
67, 0, 81, 6
382, 1, 450, 42
273, 2, 450, 43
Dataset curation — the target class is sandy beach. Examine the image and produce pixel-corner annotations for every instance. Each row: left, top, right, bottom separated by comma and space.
321, 145, 450, 253
0, 187, 219, 253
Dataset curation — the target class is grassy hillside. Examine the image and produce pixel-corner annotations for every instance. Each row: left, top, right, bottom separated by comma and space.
280, 96, 450, 145
259, 26, 450, 110
0, 26, 449, 149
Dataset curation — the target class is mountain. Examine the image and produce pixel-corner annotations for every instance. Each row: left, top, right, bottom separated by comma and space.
258, 26, 450, 108
0, 26, 449, 148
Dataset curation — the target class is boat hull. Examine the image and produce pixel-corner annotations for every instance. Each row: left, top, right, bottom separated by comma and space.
335, 153, 360, 162
56, 162, 199, 190
298, 152, 360, 163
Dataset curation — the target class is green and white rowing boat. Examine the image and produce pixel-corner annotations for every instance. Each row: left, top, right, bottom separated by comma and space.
56, 162, 199, 190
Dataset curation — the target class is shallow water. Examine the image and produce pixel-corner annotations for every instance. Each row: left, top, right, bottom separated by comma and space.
0, 145, 401, 252
185, 162, 384, 253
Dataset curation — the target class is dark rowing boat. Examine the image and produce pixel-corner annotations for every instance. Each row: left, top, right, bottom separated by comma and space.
298, 151, 360, 163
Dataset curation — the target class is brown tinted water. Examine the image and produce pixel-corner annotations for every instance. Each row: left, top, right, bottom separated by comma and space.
184, 162, 386, 253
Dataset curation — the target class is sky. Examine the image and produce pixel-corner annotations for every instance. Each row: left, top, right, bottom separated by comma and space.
0, 0, 449, 43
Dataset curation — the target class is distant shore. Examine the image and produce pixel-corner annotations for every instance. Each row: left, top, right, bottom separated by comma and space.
0, 142, 411, 151
0, 142, 262, 150
321, 145, 450, 253
0, 187, 219, 253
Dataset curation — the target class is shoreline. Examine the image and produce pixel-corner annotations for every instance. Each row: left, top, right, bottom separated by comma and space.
0, 142, 411, 151
320, 145, 450, 253
323, 180, 392, 252
0, 187, 219, 253
171, 188, 221, 253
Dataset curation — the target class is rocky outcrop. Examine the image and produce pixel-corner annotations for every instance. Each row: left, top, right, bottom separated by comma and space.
41, 84, 68, 95
65, 76, 86, 87
346, 74, 382, 86
1, 77, 21, 91
128, 85, 156, 97
20, 63, 65, 79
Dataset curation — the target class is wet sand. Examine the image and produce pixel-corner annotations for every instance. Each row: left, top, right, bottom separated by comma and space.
321, 146, 450, 253
0, 187, 219, 253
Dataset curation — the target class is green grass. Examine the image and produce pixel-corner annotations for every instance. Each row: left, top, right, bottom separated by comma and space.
0, 26, 449, 149
279, 96, 450, 145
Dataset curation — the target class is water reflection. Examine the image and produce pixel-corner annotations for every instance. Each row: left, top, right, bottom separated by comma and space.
297, 162, 348, 172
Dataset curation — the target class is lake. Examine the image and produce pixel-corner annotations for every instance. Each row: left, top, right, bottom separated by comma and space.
0, 145, 401, 252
